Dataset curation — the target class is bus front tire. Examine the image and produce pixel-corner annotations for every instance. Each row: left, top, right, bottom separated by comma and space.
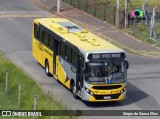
45, 61, 51, 76
72, 82, 79, 99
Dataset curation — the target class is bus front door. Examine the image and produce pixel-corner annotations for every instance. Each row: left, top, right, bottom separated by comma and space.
76, 54, 84, 95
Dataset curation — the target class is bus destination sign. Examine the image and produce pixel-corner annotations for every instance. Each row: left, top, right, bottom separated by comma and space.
88, 53, 125, 59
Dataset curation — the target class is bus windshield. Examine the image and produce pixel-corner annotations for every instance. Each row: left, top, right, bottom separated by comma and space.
85, 61, 127, 84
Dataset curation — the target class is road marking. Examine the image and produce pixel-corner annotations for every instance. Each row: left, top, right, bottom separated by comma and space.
0, 14, 50, 18
0, 5, 51, 38
0, 5, 30, 36
0, 4, 7, 11
105, 30, 120, 33
0, 11, 51, 18
0, 4, 51, 17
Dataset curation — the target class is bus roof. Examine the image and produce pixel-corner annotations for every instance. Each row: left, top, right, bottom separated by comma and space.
34, 18, 124, 54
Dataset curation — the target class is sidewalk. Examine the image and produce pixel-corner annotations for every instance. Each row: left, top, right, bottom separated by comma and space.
39, 0, 160, 55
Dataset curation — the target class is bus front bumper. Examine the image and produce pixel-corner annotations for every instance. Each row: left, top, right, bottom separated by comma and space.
83, 90, 126, 102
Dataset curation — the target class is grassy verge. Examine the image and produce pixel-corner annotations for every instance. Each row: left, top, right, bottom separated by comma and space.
0, 54, 77, 119
124, 22, 160, 49
63, 0, 160, 21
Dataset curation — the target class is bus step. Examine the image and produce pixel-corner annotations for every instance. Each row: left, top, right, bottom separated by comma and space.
76, 93, 81, 98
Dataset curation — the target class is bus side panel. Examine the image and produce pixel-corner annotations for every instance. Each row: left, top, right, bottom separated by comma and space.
37, 41, 43, 65
56, 56, 68, 87
32, 38, 37, 60
43, 46, 53, 74
32, 22, 43, 66
56, 56, 76, 89
32, 22, 37, 61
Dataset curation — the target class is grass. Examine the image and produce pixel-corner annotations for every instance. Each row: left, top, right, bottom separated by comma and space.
0, 54, 77, 119
99, 0, 160, 8
124, 21, 160, 48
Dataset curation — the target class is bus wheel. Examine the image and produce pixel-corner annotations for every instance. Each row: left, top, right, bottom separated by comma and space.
45, 61, 51, 76
72, 82, 79, 99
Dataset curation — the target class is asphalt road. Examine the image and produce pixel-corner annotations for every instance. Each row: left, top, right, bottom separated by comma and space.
0, 0, 160, 119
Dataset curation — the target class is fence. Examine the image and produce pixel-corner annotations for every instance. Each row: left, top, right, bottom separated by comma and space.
62, 0, 160, 42
127, 6, 160, 42
63, 0, 125, 27
1, 70, 54, 118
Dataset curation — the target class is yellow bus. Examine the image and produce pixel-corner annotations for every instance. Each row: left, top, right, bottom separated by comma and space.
32, 18, 129, 102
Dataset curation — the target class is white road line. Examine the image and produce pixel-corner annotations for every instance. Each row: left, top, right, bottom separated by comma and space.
0, 4, 31, 36
0, 10, 51, 17
0, 14, 51, 18
0, 4, 7, 11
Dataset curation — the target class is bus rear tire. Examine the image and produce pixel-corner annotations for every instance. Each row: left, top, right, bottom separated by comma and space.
45, 61, 51, 76
72, 82, 79, 99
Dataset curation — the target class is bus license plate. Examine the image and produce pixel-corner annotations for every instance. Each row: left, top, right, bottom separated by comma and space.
104, 96, 111, 99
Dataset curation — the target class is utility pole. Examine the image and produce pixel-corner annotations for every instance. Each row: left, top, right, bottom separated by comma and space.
57, 0, 61, 12
150, 6, 157, 40
142, 0, 148, 25
125, 0, 128, 28
133, 16, 136, 34
116, 0, 119, 27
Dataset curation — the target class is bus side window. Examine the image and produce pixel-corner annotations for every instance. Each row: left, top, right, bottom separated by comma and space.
48, 36, 54, 50
70, 49, 73, 63
39, 27, 42, 42
34, 24, 40, 40
80, 56, 84, 68
72, 50, 77, 67
37, 27, 40, 40
79, 55, 84, 87
59, 43, 65, 58
59, 42, 61, 55
44, 32, 49, 47
42, 30, 45, 43
34, 24, 37, 39
66, 46, 71, 63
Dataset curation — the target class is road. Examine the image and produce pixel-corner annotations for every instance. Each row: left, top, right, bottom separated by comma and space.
0, 0, 160, 119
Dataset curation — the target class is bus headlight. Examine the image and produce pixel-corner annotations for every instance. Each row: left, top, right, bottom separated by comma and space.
85, 88, 89, 93
120, 88, 126, 94
90, 92, 94, 95
85, 88, 94, 96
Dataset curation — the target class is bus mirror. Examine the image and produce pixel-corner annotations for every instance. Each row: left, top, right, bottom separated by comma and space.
125, 61, 129, 69
82, 29, 88, 33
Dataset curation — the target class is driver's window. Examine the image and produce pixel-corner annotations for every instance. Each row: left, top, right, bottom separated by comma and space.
108, 64, 117, 74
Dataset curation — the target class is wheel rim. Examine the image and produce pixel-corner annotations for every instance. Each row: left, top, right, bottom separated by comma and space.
46, 63, 49, 74
73, 84, 76, 95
